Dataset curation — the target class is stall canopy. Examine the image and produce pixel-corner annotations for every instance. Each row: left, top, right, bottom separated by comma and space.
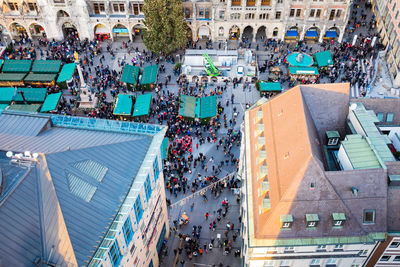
95, 25, 109, 34
289, 66, 320, 75
40, 92, 62, 112
113, 94, 133, 115
306, 31, 318, 38
161, 137, 168, 160
57, 63, 76, 83
0, 73, 26, 81
179, 95, 217, 119
325, 31, 338, 38
140, 65, 158, 85
0, 60, 4, 70
2, 60, 32, 73
179, 95, 197, 118
24, 73, 57, 82
199, 95, 217, 119
31, 60, 62, 73
132, 93, 152, 117
121, 64, 140, 85
14, 88, 47, 103
7, 103, 41, 112
0, 87, 15, 103
259, 82, 282, 92
286, 30, 298, 37
314, 51, 334, 67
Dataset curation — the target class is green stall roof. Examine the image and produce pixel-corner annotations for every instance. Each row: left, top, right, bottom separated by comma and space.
259, 82, 282, 92
113, 94, 133, 115
140, 65, 158, 85
289, 66, 320, 75
199, 95, 217, 119
57, 63, 76, 83
0, 87, 15, 103
31, 60, 62, 73
121, 64, 140, 85
161, 137, 169, 160
40, 92, 62, 112
314, 51, 333, 67
0, 72, 26, 81
24, 73, 57, 82
7, 103, 41, 112
132, 93, 152, 117
2, 60, 32, 73
14, 88, 47, 103
179, 95, 197, 118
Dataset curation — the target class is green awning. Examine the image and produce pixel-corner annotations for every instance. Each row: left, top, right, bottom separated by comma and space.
40, 92, 62, 112
332, 213, 346, 221
57, 63, 76, 83
113, 94, 133, 115
121, 64, 140, 85
14, 88, 47, 103
2, 60, 32, 73
326, 131, 340, 139
0, 87, 15, 103
314, 51, 333, 67
199, 95, 217, 119
24, 73, 57, 82
0, 73, 26, 81
132, 93, 152, 117
179, 95, 197, 118
140, 65, 158, 85
280, 215, 294, 223
161, 137, 169, 160
306, 214, 319, 222
259, 82, 282, 92
31, 60, 62, 73
7, 103, 41, 112
289, 66, 320, 75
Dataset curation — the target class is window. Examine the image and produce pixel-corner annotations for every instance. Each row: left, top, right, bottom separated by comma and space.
259, 13, 269, 19
153, 157, 160, 183
282, 222, 291, 228
306, 214, 319, 228
284, 246, 294, 252
28, 3, 37, 11
93, 3, 105, 14
144, 175, 152, 201
377, 112, 384, 122
296, 9, 301, 17
280, 260, 291, 267
113, 3, 125, 12
273, 28, 278, 37
316, 245, 326, 251
336, 9, 342, 18
310, 9, 315, 17
310, 259, 321, 267
334, 244, 343, 251
123, 217, 134, 244
134, 196, 143, 223
245, 13, 255, 19
290, 9, 295, 17
329, 10, 335, 20
219, 10, 224, 19
8, 2, 18, 11
326, 258, 338, 267
359, 249, 368, 256
275, 11, 281, 19
109, 240, 122, 267
380, 255, 391, 261
231, 13, 240, 19
390, 241, 400, 248
394, 256, 400, 261
387, 112, 394, 122
130, 242, 136, 255
363, 209, 375, 224
277, 0, 282, 3
316, 9, 321, 17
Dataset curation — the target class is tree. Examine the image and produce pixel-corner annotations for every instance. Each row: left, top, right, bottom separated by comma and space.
143, 0, 187, 55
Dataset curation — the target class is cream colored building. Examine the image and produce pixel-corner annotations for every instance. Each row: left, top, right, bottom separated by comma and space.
0, 0, 351, 43
372, 0, 400, 87
238, 84, 400, 267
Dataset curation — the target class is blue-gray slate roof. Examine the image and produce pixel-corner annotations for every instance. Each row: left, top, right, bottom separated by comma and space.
0, 111, 157, 266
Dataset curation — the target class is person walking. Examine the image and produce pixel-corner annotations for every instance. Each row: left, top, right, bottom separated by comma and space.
205, 212, 209, 220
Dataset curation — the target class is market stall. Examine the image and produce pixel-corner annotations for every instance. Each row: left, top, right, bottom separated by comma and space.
289, 66, 320, 83
2, 59, 32, 73
121, 64, 140, 89
139, 65, 158, 90
178, 94, 216, 122
14, 88, 47, 104
24, 73, 57, 86
132, 93, 152, 118
0, 87, 15, 110
0, 73, 26, 86
40, 92, 62, 113
31, 60, 62, 74
57, 63, 76, 84
113, 94, 133, 118
314, 51, 334, 70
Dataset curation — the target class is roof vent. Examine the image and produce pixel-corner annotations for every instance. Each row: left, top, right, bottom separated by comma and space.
351, 186, 358, 196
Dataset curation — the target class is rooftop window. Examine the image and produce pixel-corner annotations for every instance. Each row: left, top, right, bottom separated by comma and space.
306, 214, 319, 228
380, 255, 391, 261
280, 214, 293, 229
363, 209, 375, 224
390, 241, 400, 248
332, 212, 346, 228
387, 112, 394, 122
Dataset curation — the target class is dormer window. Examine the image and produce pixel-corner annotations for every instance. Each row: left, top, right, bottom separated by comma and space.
332, 213, 346, 228
280, 215, 293, 229
306, 214, 319, 228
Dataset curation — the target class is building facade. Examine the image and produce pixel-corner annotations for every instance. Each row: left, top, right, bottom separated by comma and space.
372, 0, 400, 87
0, 111, 169, 267
239, 84, 400, 267
0, 0, 351, 42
